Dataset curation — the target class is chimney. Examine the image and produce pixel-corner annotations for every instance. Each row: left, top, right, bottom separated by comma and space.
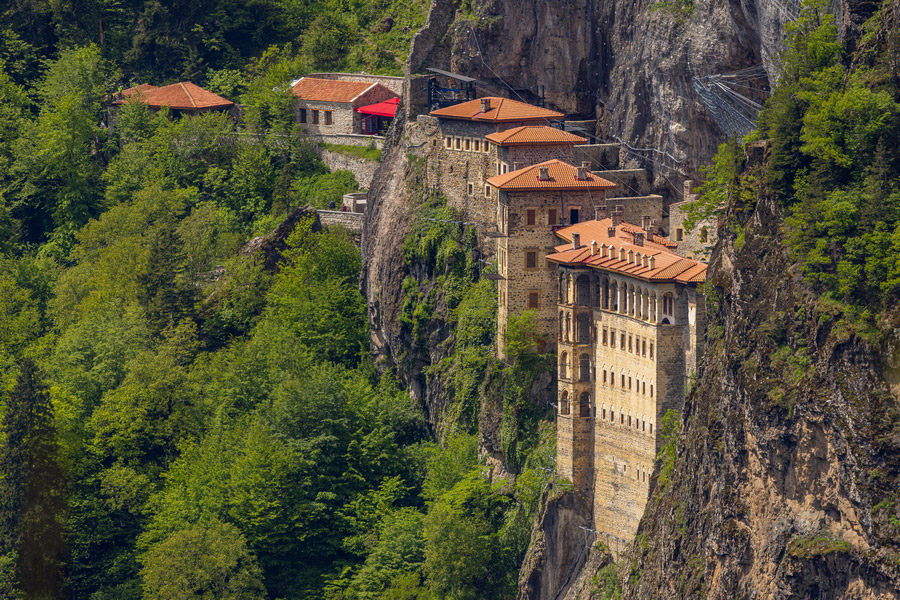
581, 161, 592, 171
481, 98, 491, 112
572, 232, 581, 248
633, 232, 645, 246
596, 204, 608, 219
608, 226, 617, 238
513, 161, 524, 171
683, 179, 696, 201
649, 256, 656, 270
538, 166, 550, 181
611, 209, 623, 226
576, 166, 587, 180
590, 240, 597, 256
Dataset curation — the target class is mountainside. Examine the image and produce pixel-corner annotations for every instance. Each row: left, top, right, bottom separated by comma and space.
623, 156, 899, 600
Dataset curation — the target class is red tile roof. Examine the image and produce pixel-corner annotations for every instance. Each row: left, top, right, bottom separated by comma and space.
484, 126, 587, 146
486, 159, 617, 191
291, 77, 393, 103
547, 218, 707, 284
429, 97, 563, 122
113, 82, 233, 109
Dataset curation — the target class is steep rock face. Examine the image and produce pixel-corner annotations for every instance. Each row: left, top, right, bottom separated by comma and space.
622, 175, 899, 598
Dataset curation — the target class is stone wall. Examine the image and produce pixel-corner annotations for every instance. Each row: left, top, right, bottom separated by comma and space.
667, 181, 716, 260
317, 148, 380, 188
307, 133, 385, 148
604, 195, 664, 227
317, 210, 364, 233
573, 144, 620, 170
594, 168, 654, 198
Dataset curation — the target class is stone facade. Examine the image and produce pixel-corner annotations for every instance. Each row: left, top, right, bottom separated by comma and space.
307, 73, 405, 96
553, 254, 706, 549
317, 147, 380, 188
668, 181, 717, 261
296, 84, 396, 135
495, 189, 609, 350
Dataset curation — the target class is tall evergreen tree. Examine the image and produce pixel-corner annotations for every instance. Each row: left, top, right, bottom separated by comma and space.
0, 359, 66, 599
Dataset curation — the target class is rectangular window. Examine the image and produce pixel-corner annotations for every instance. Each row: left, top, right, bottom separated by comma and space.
468, 183, 474, 195
464, 138, 471, 151
620, 333, 626, 349
455, 137, 461, 150
650, 343, 654, 359
548, 209, 558, 225
570, 208, 580, 224
602, 370, 607, 384
299, 108, 307, 123
676, 228, 684, 241
473, 139, 480, 152
445, 136, 452, 149
602, 328, 607, 345
650, 385, 654, 398
502, 163, 508, 174
528, 292, 539, 308
312, 110, 319, 124
525, 251, 537, 269
621, 374, 625, 387
484, 185, 491, 198
628, 335, 632, 352
526, 209, 536, 226
324, 110, 333, 125
700, 227, 709, 243
642, 340, 647, 357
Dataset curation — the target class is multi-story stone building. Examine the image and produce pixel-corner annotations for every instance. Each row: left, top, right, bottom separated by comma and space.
486, 160, 616, 351
547, 218, 707, 548
667, 180, 717, 261
425, 97, 565, 233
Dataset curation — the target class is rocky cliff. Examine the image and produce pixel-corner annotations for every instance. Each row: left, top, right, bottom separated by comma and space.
620, 148, 899, 599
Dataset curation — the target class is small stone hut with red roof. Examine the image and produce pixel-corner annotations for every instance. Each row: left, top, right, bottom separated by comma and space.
290, 77, 397, 135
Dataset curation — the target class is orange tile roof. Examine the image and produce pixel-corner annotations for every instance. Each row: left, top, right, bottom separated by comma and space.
547, 218, 707, 284
486, 159, 617, 191
291, 77, 391, 103
113, 82, 233, 109
484, 126, 587, 146
429, 96, 563, 122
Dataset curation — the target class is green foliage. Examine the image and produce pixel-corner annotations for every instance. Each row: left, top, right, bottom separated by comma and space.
0, 360, 66, 599
720, 0, 900, 319
140, 518, 266, 600
590, 562, 622, 599
655, 409, 681, 492
323, 142, 384, 162
787, 532, 852, 558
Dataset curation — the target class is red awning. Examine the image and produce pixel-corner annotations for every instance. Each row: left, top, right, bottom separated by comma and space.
356, 97, 399, 118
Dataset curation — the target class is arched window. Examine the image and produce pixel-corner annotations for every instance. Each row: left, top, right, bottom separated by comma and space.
610, 409, 615, 422
627, 415, 631, 427
565, 313, 571, 341
601, 406, 607, 420
579, 353, 591, 381
611, 281, 618, 311
610, 371, 615, 386
559, 391, 570, 415
559, 352, 568, 379
558, 273, 565, 302
575, 274, 591, 306
558, 311, 564, 341
602, 278, 610, 309
577, 313, 591, 343
579, 392, 591, 417
662, 292, 675, 324
602, 369, 607, 384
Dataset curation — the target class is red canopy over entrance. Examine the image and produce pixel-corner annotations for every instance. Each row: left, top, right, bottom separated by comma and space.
355, 97, 400, 118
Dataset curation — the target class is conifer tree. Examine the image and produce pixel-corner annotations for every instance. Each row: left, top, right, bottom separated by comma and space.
136, 221, 197, 335
0, 359, 66, 599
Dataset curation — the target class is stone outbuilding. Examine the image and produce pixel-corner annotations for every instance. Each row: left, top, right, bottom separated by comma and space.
487, 159, 616, 350
290, 77, 398, 135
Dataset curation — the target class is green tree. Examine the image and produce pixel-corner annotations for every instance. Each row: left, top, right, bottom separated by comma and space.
141, 518, 266, 600
0, 360, 66, 599
136, 221, 198, 335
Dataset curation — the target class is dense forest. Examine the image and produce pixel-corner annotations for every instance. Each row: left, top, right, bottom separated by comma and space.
0, 0, 897, 599
0, 2, 556, 599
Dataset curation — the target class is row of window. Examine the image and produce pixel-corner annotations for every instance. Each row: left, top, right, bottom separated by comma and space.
600, 407, 654, 434
600, 370, 654, 398
674, 227, 710, 243
299, 108, 333, 125
444, 136, 489, 153
558, 392, 656, 437
601, 329, 654, 359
